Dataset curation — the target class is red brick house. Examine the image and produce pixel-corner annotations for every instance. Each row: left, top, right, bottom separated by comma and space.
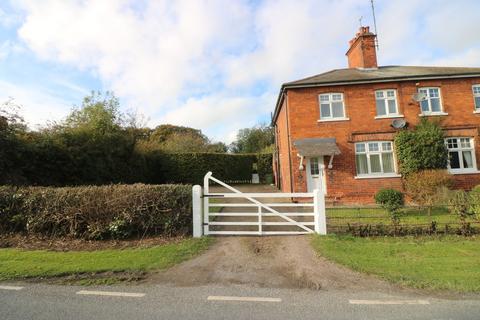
272, 26, 480, 204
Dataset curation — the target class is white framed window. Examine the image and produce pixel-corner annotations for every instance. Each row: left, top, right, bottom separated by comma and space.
375, 89, 399, 117
446, 137, 477, 173
419, 87, 444, 115
318, 93, 347, 121
355, 141, 397, 177
473, 85, 480, 111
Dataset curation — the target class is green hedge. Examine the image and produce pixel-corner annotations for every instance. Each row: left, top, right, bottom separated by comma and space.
147, 152, 257, 184
0, 184, 192, 239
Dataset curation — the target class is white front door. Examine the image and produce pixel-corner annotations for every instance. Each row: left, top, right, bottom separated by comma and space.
306, 157, 326, 194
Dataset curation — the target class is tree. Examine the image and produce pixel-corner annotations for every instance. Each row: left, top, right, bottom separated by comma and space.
0, 99, 27, 184
394, 119, 448, 176
230, 124, 274, 153
404, 169, 452, 216
137, 124, 226, 153
63, 91, 124, 134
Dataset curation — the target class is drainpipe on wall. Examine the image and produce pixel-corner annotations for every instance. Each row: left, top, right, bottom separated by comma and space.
284, 91, 294, 193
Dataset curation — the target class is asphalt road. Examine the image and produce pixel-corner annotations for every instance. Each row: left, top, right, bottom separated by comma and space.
1, 282, 479, 320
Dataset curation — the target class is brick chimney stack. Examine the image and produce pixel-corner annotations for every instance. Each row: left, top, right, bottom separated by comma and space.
345, 26, 378, 69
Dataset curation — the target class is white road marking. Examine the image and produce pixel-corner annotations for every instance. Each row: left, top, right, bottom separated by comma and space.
207, 295, 282, 303
349, 299, 430, 305
76, 290, 145, 298
0, 285, 24, 291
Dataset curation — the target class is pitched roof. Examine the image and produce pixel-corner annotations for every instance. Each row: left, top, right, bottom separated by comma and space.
284, 65, 480, 88
272, 65, 480, 124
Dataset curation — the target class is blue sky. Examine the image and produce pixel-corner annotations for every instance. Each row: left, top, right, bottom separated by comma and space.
1, 0, 480, 143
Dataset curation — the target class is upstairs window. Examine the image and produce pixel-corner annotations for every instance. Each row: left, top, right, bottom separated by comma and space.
375, 89, 399, 117
473, 85, 480, 111
419, 87, 443, 114
446, 137, 477, 173
355, 141, 395, 176
319, 93, 346, 120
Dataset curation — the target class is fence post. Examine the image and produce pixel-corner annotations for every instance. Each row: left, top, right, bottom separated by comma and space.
192, 185, 203, 238
314, 189, 327, 235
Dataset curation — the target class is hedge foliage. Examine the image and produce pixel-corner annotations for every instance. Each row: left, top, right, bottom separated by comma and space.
256, 153, 273, 183
0, 184, 192, 239
394, 119, 448, 176
147, 152, 257, 184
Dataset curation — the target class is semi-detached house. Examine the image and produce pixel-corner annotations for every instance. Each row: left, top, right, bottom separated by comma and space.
272, 26, 480, 204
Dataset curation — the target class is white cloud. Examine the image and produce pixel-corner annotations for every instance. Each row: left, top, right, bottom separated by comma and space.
16, 0, 252, 111
0, 80, 71, 128
7, 0, 480, 142
160, 92, 275, 143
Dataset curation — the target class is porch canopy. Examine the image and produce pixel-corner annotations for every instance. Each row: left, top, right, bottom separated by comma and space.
293, 138, 341, 157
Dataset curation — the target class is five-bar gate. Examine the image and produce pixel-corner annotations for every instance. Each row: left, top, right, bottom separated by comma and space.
192, 172, 326, 237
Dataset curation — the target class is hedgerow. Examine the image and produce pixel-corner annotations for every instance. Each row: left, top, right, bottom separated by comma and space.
0, 184, 192, 239
146, 152, 257, 184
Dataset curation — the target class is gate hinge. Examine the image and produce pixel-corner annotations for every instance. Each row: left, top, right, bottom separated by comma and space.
202, 222, 209, 226
202, 194, 224, 198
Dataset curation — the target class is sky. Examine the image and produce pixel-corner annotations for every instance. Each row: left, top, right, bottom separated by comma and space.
1, 0, 479, 143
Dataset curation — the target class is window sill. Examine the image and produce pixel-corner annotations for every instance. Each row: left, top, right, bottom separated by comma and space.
448, 169, 480, 175
419, 112, 448, 117
374, 114, 404, 119
354, 173, 401, 179
318, 117, 350, 123
473, 110, 480, 114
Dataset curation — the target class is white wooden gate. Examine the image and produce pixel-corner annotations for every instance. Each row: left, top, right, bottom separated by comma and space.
192, 172, 326, 236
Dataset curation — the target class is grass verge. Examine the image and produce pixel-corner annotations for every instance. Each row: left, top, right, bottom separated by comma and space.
311, 235, 480, 292
0, 237, 212, 281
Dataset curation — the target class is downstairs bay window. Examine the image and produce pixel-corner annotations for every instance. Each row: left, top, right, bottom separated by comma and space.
355, 141, 398, 178
446, 137, 477, 173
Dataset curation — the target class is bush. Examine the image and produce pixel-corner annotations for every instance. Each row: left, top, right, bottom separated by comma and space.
448, 190, 476, 235
0, 184, 192, 239
374, 189, 404, 226
404, 169, 452, 215
256, 153, 273, 183
394, 119, 448, 176
469, 185, 480, 218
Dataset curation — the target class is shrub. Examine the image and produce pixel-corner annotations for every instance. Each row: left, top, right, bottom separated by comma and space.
0, 184, 192, 239
404, 169, 452, 215
256, 153, 273, 183
469, 185, 480, 218
448, 190, 476, 235
374, 189, 404, 226
394, 119, 448, 176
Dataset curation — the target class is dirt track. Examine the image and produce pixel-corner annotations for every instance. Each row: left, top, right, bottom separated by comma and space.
152, 236, 396, 291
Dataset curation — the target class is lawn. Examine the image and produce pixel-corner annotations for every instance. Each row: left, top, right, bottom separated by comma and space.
311, 235, 480, 292
327, 206, 478, 228
0, 237, 212, 281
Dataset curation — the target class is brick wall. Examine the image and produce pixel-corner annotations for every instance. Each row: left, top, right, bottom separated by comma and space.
275, 76, 480, 204
274, 98, 292, 193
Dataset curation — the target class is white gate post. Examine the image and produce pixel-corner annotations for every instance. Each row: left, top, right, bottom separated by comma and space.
313, 189, 327, 235
192, 185, 203, 238
203, 172, 212, 235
